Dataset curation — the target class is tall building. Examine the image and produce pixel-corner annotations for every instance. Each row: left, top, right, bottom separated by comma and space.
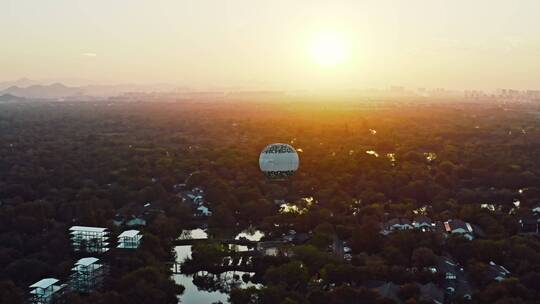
69, 226, 109, 253
29, 278, 67, 304
69, 257, 106, 293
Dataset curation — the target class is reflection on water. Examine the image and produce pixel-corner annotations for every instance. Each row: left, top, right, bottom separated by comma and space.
178, 228, 208, 240
173, 229, 263, 303
279, 203, 305, 214
235, 229, 264, 242
366, 150, 379, 157
424, 152, 437, 162
279, 197, 316, 215
232, 228, 264, 252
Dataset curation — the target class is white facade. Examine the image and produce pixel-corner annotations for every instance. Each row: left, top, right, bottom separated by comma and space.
70, 226, 109, 253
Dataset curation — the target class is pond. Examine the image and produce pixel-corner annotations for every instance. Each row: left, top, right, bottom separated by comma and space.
235, 228, 265, 242
178, 228, 208, 240
173, 229, 263, 303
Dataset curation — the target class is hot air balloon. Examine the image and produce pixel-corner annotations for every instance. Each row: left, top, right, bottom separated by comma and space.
259, 143, 299, 179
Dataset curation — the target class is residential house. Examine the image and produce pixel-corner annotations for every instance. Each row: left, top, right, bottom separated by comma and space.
112, 202, 153, 227
381, 218, 413, 235
196, 205, 212, 217
413, 216, 433, 231
443, 219, 475, 240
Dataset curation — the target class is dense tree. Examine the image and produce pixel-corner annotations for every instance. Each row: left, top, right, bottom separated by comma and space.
2, 101, 540, 303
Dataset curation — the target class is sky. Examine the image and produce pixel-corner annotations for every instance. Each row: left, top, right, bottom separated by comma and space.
2, 0, 540, 90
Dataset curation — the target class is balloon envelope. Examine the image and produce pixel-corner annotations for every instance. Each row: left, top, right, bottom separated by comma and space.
259, 143, 299, 179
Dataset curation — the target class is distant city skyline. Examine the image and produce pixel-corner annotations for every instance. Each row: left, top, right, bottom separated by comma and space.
2, 0, 540, 91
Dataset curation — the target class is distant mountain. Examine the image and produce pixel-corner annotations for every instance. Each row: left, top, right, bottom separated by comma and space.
81, 83, 178, 97
0, 93, 26, 102
0, 78, 39, 90
1, 83, 83, 99
0, 80, 184, 99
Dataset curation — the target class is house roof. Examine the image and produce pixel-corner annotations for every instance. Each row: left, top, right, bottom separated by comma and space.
30, 278, 59, 289
445, 219, 472, 232
386, 218, 412, 227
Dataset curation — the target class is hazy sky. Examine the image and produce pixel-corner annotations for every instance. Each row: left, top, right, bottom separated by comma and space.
2, 0, 540, 90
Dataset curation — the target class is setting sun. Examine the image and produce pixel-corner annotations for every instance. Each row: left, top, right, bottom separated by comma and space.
309, 31, 350, 67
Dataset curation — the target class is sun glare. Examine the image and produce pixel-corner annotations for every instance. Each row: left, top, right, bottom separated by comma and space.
309, 31, 350, 67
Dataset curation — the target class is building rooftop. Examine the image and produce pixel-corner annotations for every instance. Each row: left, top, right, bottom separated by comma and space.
30, 278, 59, 289
444, 219, 473, 232
69, 226, 108, 233
118, 230, 140, 238
75, 257, 100, 266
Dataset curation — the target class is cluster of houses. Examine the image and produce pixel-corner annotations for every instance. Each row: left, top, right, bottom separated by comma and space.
369, 254, 511, 304
252, 218, 513, 304
254, 228, 511, 304
113, 201, 165, 228
180, 187, 212, 217
29, 226, 143, 304
381, 216, 483, 241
